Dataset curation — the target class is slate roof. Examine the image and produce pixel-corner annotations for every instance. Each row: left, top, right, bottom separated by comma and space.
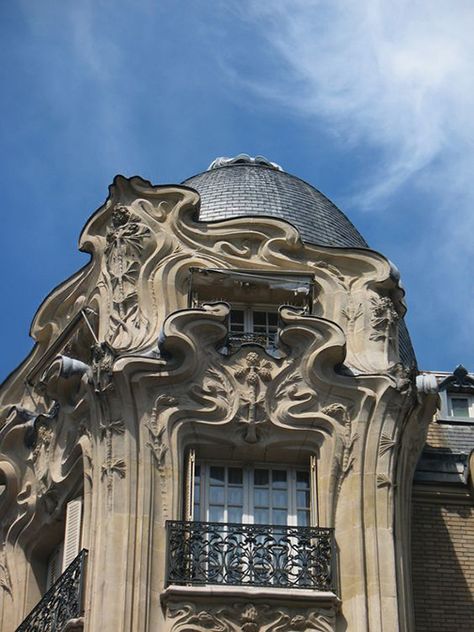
183, 163, 369, 249
415, 370, 474, 486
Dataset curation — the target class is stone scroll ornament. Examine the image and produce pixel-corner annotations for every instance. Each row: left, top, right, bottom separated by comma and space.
168, 602, 335, 632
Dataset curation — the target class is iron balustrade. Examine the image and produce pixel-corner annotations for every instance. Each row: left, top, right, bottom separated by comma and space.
166, 521, 335, 591
228, 332, 277, 349
16, 549, 88, 632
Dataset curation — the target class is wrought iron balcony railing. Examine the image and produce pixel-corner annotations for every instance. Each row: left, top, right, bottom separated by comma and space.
166, 521, 335, 591
16, 549, 88, 632
228, 332, 277, 349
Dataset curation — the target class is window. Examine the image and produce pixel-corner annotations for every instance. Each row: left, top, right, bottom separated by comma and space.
46, 498, 83, 589
228, 308, 279, 348
185, 451, 317, 527
448, 395, 474, 419
166, 452, 333, 590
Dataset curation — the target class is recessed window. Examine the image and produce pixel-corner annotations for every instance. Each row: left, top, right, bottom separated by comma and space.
190, 460, 313, 527
229, 307, 279, 348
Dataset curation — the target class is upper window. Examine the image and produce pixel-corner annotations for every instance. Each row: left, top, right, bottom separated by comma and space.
228, 307, 279, 349
448, 395, 474, 419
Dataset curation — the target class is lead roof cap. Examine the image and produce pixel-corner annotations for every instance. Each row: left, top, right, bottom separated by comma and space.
182, 154, 369, 249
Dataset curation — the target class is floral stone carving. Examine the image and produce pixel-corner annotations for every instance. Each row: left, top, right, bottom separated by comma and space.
167, 602, 335, 632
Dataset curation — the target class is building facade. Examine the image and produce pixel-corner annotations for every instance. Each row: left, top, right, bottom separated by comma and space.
0, 155, 463, 632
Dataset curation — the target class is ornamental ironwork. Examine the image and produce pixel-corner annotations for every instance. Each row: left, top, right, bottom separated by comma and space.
16, 549, 88, 632
166, 521, 335, 590
228, 333, 276, 349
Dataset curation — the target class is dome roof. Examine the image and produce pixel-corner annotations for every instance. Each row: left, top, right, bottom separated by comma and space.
182, 155, 368, 248
182, 154, 416, 368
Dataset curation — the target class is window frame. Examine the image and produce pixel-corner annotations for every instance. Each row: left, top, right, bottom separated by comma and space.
185, 451, 318, 527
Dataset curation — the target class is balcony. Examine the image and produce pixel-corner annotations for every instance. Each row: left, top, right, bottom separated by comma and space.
165, 521, 335, 591
16, 549, 88, 632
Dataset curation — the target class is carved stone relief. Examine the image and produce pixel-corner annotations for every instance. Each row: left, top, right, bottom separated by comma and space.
0, 547, 11, 596
104, 205, 153, 350
369, 295, 399, 348
146, 394, 179, 519
233, 352, 273, 443
167, 602, 335, 632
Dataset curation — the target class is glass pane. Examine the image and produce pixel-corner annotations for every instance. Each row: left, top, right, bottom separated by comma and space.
451, 397, 470, 417
296, 471, 309, 488
228, 487, 243, 506
209, 505, 225, 522
228, 507, 243, 523
230, 310, 245, 333
209, 485, 225, 505
254, 488, 269, 507
253, 311, 267, 326
228, 468, 243, 485
297, 490, 310, 509
268, 312, 278, 326
193, 502, 200, 519
209, 466, 225, 484
272, 470, 287, 487
297, 510, 309, 527
254, 508, 269, 524
272, 489, 288, 509
273, 509, 288, 525
194, 482, 200, 502
254, 469, 269, 486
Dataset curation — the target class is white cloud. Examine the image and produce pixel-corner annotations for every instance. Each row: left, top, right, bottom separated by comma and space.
241, 0, 474, 210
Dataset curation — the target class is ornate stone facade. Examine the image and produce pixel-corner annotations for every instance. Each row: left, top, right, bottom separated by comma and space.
0, 161, 438, 631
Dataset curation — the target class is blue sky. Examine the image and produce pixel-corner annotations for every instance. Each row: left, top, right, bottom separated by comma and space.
1, 0, 473, 381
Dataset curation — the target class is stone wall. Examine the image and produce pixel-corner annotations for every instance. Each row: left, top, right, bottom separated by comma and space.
412, 494, 474, 631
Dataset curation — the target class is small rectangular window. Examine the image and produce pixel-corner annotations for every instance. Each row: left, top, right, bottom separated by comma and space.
448, 395, 473, 419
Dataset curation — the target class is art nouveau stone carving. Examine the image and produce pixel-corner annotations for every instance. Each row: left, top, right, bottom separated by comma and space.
0, 174, 438, 632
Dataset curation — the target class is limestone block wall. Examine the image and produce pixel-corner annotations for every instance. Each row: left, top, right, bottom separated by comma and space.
411, 495, 474, 631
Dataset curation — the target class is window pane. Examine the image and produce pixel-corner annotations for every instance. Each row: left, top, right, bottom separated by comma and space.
255, 508, 269, 524
254, 469, 269, 486
209, 485, 225, 505
273, 509, 288, 525
228, 507, 243, 524
451, 397, 470, 417
272, 470, 287, 487
297, 510, 309, 527
228, 487, 243, 506
209, 506, 225, 522
297, 490, 310, 509
253, 311, 267, 326
254, 488, 269, 507
268, 312, 278, 326
228, 468, 243, 485
296, 471, 309, 488
210, 466, 225, 484
272, 489, 288, 509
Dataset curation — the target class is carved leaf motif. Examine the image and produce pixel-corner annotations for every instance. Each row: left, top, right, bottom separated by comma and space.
168, 603, 336, 632
376, 473, 393, 488
101, 458, 126, 480
379, 432, 396, 456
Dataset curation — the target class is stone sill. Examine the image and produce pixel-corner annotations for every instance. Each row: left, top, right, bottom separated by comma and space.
161, 585, 340, 609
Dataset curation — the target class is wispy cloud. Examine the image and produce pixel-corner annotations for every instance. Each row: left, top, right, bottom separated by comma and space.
237, 1, 474, 208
